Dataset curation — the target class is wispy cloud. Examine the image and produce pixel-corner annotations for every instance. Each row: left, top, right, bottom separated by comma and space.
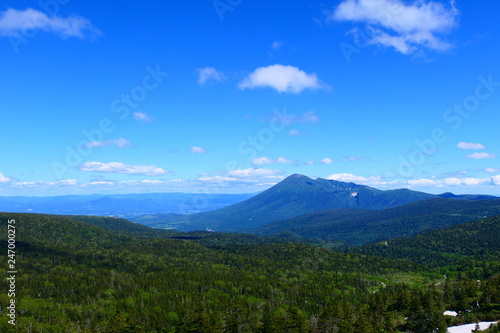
467, 152, 496, 160
457, 142, 486, 150
84, 138, 131, 149
298, 111, 320, 124
252, 157, 273, 165
485, 168, 500, 173
12, 179, 78, 188
358, 134, 380, 143
331, 0, 459, 55
252, 157, 292, 165
276, 157, 292, 164
190, 146, 207, 154
271, 41, 284, 49
0, 8, 101, 38
121, 179, 166, 185
264, 111, 320, 126
133, 111, 154, 123
343, 155, 364, 162
79, 161, 171, 176
239, 64, 329, 93
196, 67, 225, 85
304, 157, 336, 166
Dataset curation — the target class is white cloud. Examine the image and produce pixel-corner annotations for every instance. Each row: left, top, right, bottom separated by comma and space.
239, 64, 328, 93
467, 152, 496, 160
0, 8, 101, 38
190, 146, 207, 154
289, 129, 301, 136
228, 168, 282, 178
407, 176, 491, 187
492, 175, 500, 186
325, 172, 495, 189
11, 179, 78, 188
327, 173, 363, 182
443, 177, 461, 186
53, 179, 78, 186
196, 175, 238, 183
328, 173, 372, 183
457, 142, 486, 150
320, 158, 334, 164
462, 177, 489, 186
87, 181, 114, 186
485, 168, 500, 173
13, 181, 38, 188
133, 111, 154, 123
251, 157, 291, 165
138, 179, 165, 185
196, 67, 225, 85
79, 161, 170, 176
332, 0, 459, 55
85, 138, 131, 149
408, 178, 438, 187
196, 168, 284, 186
119, 179, 169, 186
0, 173, 11, 183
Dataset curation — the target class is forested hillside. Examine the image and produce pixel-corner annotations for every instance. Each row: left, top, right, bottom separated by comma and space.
1, 212, 500, 332
252, 198, 500, 246
354, 215, 500, 279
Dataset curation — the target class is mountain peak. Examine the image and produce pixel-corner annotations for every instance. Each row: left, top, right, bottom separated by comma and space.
150, 173, 439, 232
277, 174, 315, 186
284, 174, 312, 181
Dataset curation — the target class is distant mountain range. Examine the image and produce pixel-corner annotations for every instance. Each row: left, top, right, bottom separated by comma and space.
3, 173, 498, 244
134, 174, 497, 232
0, 192, 254, 218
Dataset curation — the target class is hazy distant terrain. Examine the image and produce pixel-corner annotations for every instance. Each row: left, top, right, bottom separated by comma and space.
0, 192, 254, 218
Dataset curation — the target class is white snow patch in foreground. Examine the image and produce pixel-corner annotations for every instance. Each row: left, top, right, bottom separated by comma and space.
447, 321, 498, 333
444, 310, 458, 316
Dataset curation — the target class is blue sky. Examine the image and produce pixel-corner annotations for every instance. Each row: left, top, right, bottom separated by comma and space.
0, 0, 499, 196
